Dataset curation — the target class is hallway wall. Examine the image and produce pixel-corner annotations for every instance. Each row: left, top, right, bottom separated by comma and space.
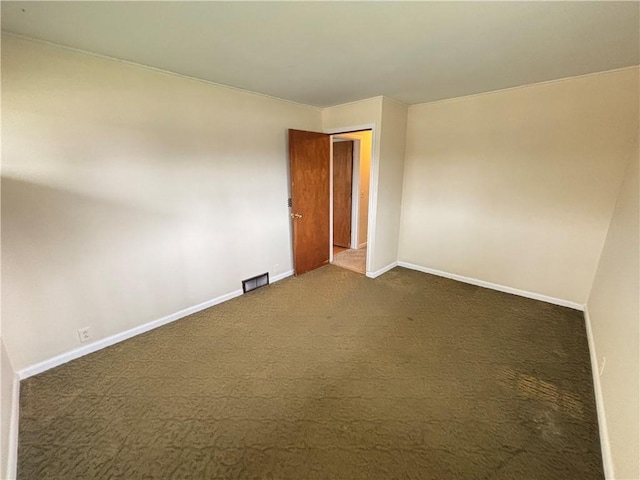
334, 130, 372, 248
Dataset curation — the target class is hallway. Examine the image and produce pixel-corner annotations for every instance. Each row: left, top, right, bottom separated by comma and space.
332, 247, 366, 274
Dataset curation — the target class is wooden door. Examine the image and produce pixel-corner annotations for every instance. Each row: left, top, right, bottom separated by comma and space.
333, 141, 353, 248
289, 129, 331, 275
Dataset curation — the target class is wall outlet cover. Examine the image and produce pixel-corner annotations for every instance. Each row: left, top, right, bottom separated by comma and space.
78, 327, 91, 343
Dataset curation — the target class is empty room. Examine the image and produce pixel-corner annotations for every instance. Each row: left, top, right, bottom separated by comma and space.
1, 2, 638, 479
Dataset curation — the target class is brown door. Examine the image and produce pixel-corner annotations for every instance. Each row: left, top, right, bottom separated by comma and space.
333, 141, 353, 248
289, 129, 331, 275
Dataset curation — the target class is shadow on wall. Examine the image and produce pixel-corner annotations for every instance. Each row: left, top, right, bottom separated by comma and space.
0, 176, 197, 368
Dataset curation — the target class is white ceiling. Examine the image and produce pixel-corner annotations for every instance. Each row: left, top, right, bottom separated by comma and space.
2, 2, 638, 107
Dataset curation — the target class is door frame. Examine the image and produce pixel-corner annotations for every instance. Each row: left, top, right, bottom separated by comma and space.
325, 124, 377, 276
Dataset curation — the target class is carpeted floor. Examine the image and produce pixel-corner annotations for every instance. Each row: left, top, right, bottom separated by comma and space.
332, 248, 366, 274
18, 266, 603, 479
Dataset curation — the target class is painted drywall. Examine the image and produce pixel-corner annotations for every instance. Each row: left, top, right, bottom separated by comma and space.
587, 144, 639, 479
322, 97, 383, 137
1, 35, 322, 371
1, 339, 17, 479
334, 130, 372, 247
323, 96, 408, 273
374, 98, 408, 271
322, 98, 383, 270
399, 67, 639, 304
357, 131, 371, 247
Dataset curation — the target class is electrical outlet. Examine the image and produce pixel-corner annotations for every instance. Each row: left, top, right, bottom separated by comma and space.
78, 327, 91, 343
273, 263, 280, 274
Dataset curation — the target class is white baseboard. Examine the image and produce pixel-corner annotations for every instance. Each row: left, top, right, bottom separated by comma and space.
271, 269, 294, 283
18, 289, 240, 379
366, 261, 398, 279
358, 242, 367, 249
7, 375, 19, 480
396, 261, 584, 311
584, 306, 615, 479
18, 270, 294, 380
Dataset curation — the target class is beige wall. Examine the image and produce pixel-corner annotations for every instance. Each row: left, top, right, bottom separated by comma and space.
587, 145, 639, 479
323, 96, 408, 273
374, 97, 408, 271
1, 35, 322, 370
322, 97, 383, 135
357, 131, 371, 247
399, 67, 639, 304
1, 339, 17, 480
323, 98, 383, 270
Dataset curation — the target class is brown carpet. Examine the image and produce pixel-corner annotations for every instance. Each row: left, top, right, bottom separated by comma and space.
18, 266, 603, 479
332, 248, 366, 274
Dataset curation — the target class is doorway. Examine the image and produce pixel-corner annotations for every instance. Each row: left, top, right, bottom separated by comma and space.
288, 126, 374, 277
330, 130, 371, 275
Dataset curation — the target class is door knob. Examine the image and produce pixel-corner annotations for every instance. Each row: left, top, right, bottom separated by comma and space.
290, 213, 303, 219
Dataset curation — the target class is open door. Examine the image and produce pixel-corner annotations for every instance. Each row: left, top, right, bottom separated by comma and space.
333, 140, 353, 248
289, 129, 331, 275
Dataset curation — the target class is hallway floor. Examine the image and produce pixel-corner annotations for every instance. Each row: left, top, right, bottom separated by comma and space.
332, 247, 366, 274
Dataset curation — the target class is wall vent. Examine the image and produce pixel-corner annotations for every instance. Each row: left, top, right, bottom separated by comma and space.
242, 272, 269, 293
